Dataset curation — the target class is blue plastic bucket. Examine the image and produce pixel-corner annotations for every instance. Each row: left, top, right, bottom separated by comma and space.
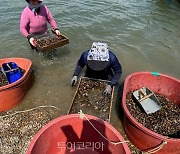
1, 62, 22, 84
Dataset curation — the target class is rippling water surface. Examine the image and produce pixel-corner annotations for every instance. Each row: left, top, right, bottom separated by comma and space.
0, 0, 180, 148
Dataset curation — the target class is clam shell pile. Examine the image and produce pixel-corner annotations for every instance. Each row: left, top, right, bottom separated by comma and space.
0, 67, 25, 87
0, 107, 58, 154
69, 78, 112, 122
0, 69, 8, 86
126, 92, 180, 137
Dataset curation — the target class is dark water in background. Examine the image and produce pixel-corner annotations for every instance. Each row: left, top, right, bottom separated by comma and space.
0, 0, 180, 143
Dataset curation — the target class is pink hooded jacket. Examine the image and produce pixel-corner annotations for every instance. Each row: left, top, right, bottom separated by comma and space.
20, 4, 58, 37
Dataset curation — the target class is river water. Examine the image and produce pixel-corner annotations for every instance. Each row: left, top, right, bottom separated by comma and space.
0, 0, 180, 152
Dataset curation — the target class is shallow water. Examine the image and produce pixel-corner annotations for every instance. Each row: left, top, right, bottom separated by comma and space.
0, 0, 180, 152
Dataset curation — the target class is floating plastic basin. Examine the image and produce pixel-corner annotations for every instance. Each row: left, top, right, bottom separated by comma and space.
0, 58, 32, 112
26, 114, 131, 154
122, 72, 180, 154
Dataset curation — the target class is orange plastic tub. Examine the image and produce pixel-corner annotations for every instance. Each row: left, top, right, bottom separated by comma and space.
0, 57, 32, 112
122, 72, 180, 154
26, 114, 131, 154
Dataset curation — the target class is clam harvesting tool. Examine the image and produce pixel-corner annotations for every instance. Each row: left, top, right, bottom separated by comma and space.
133, 87, 162, 114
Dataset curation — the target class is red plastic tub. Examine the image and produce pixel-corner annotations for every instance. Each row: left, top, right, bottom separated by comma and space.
0, 58, 32, 112
122, 72, 180, 154
26, 114, 131, 154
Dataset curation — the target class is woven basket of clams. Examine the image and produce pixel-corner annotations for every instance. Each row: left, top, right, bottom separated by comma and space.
35, 33, 69, 51
68, 77, 114, 122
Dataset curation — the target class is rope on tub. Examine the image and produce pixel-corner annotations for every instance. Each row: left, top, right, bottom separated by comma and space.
142, 140, 167, 154
78, 110, 129, 145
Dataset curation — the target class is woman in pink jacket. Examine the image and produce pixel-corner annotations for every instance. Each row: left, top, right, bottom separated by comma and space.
20, 0, 60, 49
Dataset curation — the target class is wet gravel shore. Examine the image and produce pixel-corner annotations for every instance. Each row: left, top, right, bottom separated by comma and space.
0, 106, 58, 154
